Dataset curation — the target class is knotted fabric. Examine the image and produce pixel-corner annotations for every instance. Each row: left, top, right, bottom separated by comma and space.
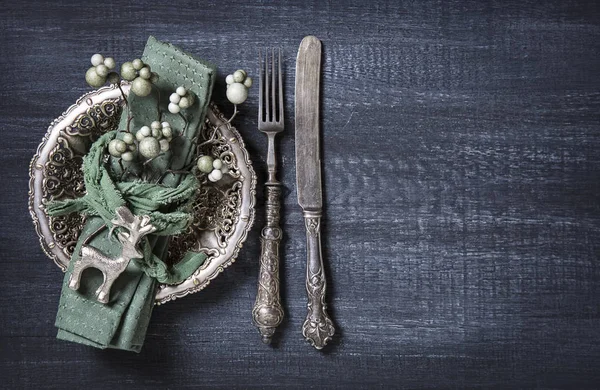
46, 130, 204, 284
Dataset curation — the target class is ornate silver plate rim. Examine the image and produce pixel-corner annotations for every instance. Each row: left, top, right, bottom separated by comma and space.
29, 84, 256, 305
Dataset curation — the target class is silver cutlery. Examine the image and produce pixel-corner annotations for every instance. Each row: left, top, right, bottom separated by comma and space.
295, 36, 335, 349
252, 48, 285, 344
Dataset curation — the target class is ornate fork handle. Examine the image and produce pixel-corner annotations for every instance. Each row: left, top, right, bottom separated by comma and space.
302, 212, 335, 349
252, 183, 284, 343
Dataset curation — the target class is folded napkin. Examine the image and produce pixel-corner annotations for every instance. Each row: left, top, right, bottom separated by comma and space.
50, 36, 216, 352
55, 217, 158, 352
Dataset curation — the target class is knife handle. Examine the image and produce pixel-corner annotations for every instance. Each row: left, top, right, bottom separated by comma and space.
252, 183, 284, 344
302, 211, 335, 349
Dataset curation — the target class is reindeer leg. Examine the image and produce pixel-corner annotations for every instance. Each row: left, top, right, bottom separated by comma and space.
96, 268, 123, 304
69, 259, 90, 291
96, 272, 111, 304
70, 225, 107, 292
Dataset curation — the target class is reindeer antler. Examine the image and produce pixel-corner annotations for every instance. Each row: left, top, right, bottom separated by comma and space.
111, 206, 157, 246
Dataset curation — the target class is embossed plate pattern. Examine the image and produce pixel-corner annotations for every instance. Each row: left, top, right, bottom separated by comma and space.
29, 83, 256, 304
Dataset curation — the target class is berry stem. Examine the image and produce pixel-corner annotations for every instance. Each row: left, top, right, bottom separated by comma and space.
152, 84, 162, 120
117, 83, 129, 106
126, 111, 134, 133
156, 168, 193, 184
143, 153, 165, 167
198, 125, 219, 147
178, 112, 190, 135
223, 104, 238, 125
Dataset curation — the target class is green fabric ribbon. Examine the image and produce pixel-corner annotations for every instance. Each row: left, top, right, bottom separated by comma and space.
46, 130, 203, 284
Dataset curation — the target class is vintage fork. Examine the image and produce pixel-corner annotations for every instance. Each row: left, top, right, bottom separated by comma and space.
252, 48, 285, 344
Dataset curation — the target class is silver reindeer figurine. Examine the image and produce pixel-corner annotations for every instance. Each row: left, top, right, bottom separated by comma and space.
68, 206, 156, 304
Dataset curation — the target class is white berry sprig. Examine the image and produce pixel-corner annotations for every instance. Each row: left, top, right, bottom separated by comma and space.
226, 70, 252, 104
135, 121, 173, 159
222, 69, 252, 124
190, 68, 253, 173
108, 133, 137, 162
86, 54, 118, 88
168, 86, 195, 114
120, 58, 159, 97
196, 155, 229, 183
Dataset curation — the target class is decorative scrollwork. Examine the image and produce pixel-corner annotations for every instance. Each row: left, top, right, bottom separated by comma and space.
43, 98, 123, 257
252, 185, 284, 343
49, 213, 85, 258
303, 262, 335, 349
166, 120, 243, 262
302, 215, 335, 349
70, 100, 122, 137
305, 216, 320, 237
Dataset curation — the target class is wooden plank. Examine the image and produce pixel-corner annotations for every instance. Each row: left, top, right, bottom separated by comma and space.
1, 0, 600, 388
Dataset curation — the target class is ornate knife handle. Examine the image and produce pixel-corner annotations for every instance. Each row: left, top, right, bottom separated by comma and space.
302, 211, 335, 349
252, 184, 284, 344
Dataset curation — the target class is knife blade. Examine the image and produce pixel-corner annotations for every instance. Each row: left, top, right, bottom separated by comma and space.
295, 35, 335, 350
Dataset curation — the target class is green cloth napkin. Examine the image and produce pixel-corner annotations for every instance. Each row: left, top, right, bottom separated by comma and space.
53, 36, 216, 352
56, 217, 158, 352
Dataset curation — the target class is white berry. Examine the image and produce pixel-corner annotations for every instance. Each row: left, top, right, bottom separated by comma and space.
108, 140, 121, 157
168, 102, 181, 114
176, 86, 187, 96
95, 64, 109, 77
211, 169, 223, 181
233, 70, 245, 83
91, 53, 104, 66
226, 83, 248, 105
139, 137, 161, 158
139, 67, 151, 80
226, 74, 234, 85
179, 97, 190, 108
103, 57, 116, 69
159, 138, 170, 152
212, 159, 223, 169
114, 139, 127, 153
121, 151, 134, 162
162, 126, 173, 139
122, 133, 134, 144
132, 59, 144, 70
169, 93, 180, 103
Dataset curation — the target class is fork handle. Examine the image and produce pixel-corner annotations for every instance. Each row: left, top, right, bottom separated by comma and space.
252, 183, 284, 344
302, 211, 335, 349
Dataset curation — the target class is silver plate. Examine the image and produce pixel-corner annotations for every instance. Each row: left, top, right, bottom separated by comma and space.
29, 83, 256, 304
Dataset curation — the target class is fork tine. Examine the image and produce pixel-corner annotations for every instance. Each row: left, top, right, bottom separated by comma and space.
278, 48, 284, 123
264, 49, 270, 122
271, 48, 276, 122
258, 49, 263, 122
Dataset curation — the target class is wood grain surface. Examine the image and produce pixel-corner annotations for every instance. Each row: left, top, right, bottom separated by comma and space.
1, 0, 600, 388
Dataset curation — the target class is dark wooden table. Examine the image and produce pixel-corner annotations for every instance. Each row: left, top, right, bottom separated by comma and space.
1, 0, 599, 388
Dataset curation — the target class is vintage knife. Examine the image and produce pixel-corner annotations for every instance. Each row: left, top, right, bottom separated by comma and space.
295, 35, 335, 349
